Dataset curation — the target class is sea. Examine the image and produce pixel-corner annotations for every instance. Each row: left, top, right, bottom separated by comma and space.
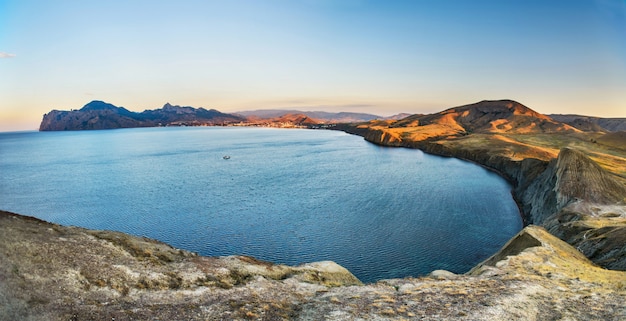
0, 127, 522, 283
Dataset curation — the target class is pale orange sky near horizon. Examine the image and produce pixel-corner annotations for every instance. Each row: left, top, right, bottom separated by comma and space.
1, 0, 625, 132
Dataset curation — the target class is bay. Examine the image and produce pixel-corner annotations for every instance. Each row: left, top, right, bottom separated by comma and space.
0, 127, 522, 283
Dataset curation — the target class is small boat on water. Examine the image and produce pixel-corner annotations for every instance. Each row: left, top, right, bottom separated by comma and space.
223, 155, 231, 160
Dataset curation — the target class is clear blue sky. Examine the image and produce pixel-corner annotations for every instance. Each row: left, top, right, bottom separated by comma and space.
1, 0, 625, 131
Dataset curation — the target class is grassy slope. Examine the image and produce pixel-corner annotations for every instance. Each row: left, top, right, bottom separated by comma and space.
370, 125, 626, 180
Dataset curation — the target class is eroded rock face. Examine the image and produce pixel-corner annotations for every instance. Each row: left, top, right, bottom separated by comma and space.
522, 147, 626, 222
516, 148, 626, 270
553, 148, 626, 206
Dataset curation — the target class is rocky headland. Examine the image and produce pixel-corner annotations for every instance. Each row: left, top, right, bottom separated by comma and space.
336, 100, 626, 271
4, 99, 625, 319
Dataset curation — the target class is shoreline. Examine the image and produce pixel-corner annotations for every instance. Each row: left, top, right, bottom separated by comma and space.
334, 124, 626, 271
2, 126, 626, 319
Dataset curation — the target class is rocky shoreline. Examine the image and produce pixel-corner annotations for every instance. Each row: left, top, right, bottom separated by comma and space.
3, 140, 626, 320
337, 124, 626, 271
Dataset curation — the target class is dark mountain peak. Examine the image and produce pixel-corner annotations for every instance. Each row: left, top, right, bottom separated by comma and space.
161, 103, 199, 115
80, 100, 122, 112
163, 103, 186, 112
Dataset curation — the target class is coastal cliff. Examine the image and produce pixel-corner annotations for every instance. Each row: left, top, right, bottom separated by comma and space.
523, 148, 626, 270
338, 100, 626, 271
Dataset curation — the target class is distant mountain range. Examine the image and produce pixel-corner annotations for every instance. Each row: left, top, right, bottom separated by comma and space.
236, 109, 400, 123
39, 101, 398, 131
39, 100, 625, 132
39, 101, 244, 131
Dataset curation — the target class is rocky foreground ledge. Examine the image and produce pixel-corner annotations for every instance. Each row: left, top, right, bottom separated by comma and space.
1, 210, 625, 320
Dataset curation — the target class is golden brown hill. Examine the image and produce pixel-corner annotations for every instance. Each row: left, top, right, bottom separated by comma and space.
242, 113, 321, 128
274, 113, 321, 126
393, 100, 578, 136
350, 100, 580, 147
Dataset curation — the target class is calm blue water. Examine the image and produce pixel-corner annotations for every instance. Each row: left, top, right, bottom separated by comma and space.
0, 127, 522, 283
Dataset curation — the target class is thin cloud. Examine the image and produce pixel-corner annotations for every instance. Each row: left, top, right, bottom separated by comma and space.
0, 52, 16, 58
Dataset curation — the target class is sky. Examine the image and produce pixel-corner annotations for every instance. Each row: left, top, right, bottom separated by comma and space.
1, 0, 625, 131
